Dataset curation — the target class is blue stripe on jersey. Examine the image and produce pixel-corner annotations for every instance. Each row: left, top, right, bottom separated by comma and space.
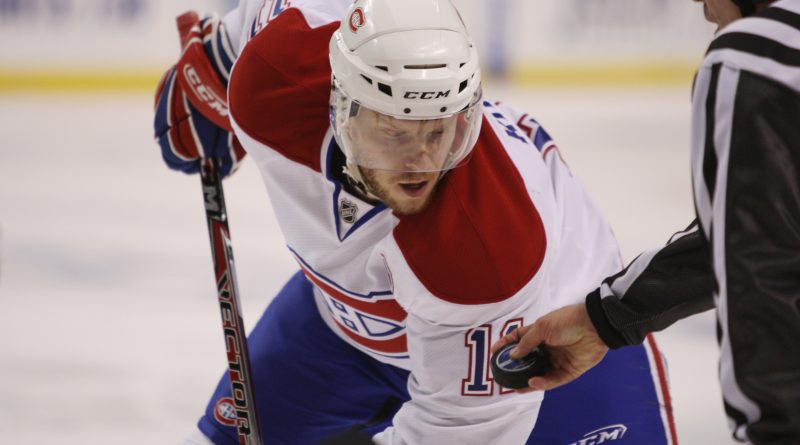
287, 245, 394, 300
270, 0, 292, 20
531, 126, 553, 153
249, 17, 258, 39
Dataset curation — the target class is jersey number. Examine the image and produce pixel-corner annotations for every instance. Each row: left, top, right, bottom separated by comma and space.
461, 318, 523, 396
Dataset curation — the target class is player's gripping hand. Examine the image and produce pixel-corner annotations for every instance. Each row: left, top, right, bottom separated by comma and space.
491, 303, 608, 393
153, 11, 245, 177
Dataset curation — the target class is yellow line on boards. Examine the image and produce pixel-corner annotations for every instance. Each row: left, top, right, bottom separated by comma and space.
509, 62, 698, 88
0, 71, 163, 92
0, 62, 699, 92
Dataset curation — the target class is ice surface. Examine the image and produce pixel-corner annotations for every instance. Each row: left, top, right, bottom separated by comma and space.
0, 86, 735, 444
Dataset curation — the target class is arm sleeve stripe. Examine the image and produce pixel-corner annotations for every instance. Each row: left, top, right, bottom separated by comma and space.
708, 32, 800, 65
702, 63, 722, 199
757, 6, 800, 31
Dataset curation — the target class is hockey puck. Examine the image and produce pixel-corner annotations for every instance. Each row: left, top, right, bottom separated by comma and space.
490, 343, 551, 389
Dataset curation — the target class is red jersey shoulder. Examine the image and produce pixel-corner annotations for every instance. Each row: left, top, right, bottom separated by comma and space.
393, 119, 547, 305
229, 8, 339, 172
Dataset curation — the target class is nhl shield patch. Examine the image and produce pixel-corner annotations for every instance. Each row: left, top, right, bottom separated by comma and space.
339, 198, 359, 224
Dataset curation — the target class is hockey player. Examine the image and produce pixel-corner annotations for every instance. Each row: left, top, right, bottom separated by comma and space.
495, 0, 800, 443
154, 0, 679, 443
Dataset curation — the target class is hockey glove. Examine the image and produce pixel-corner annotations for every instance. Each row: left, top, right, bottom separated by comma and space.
153, 11, 245, 178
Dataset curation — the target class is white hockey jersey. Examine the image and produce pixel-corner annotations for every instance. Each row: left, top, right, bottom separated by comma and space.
220, 1, 622, 443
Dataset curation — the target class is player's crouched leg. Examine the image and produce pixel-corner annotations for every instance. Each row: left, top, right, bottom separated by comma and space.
195, 271, 410, 445
526, 335, 676, 445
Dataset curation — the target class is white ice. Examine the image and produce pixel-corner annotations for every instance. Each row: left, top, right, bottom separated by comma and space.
0, 85, 735, 444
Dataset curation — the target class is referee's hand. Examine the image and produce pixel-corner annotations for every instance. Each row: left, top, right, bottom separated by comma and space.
491, 303, 609, 392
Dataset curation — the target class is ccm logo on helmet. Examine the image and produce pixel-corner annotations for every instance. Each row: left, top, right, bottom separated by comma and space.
182, 65, 228, 118
404, 90, 451, 100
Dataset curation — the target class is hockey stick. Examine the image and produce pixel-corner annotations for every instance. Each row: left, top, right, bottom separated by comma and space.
199, 158, 263, 445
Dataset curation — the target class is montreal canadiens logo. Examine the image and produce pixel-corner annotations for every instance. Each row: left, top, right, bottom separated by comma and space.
213, 397, 238, 426
349, 7, 365, 33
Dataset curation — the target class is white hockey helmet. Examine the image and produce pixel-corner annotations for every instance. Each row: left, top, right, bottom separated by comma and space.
329, 0, 483, 178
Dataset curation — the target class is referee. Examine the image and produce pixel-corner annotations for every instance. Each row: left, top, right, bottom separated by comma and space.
494, 1, 800, 443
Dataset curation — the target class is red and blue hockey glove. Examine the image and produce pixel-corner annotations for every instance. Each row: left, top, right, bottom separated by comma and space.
153, 11, 245, 177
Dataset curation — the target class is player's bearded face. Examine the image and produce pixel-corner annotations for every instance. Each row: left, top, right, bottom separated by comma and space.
347, 109, 457, 215
360, 167, 440, 215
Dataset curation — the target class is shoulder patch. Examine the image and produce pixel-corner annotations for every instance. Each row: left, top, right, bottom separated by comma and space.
229, 8, 338, 172
393, 119, 547, 304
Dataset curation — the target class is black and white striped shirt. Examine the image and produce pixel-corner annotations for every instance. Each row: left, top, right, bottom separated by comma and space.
587, 1, 800, 443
